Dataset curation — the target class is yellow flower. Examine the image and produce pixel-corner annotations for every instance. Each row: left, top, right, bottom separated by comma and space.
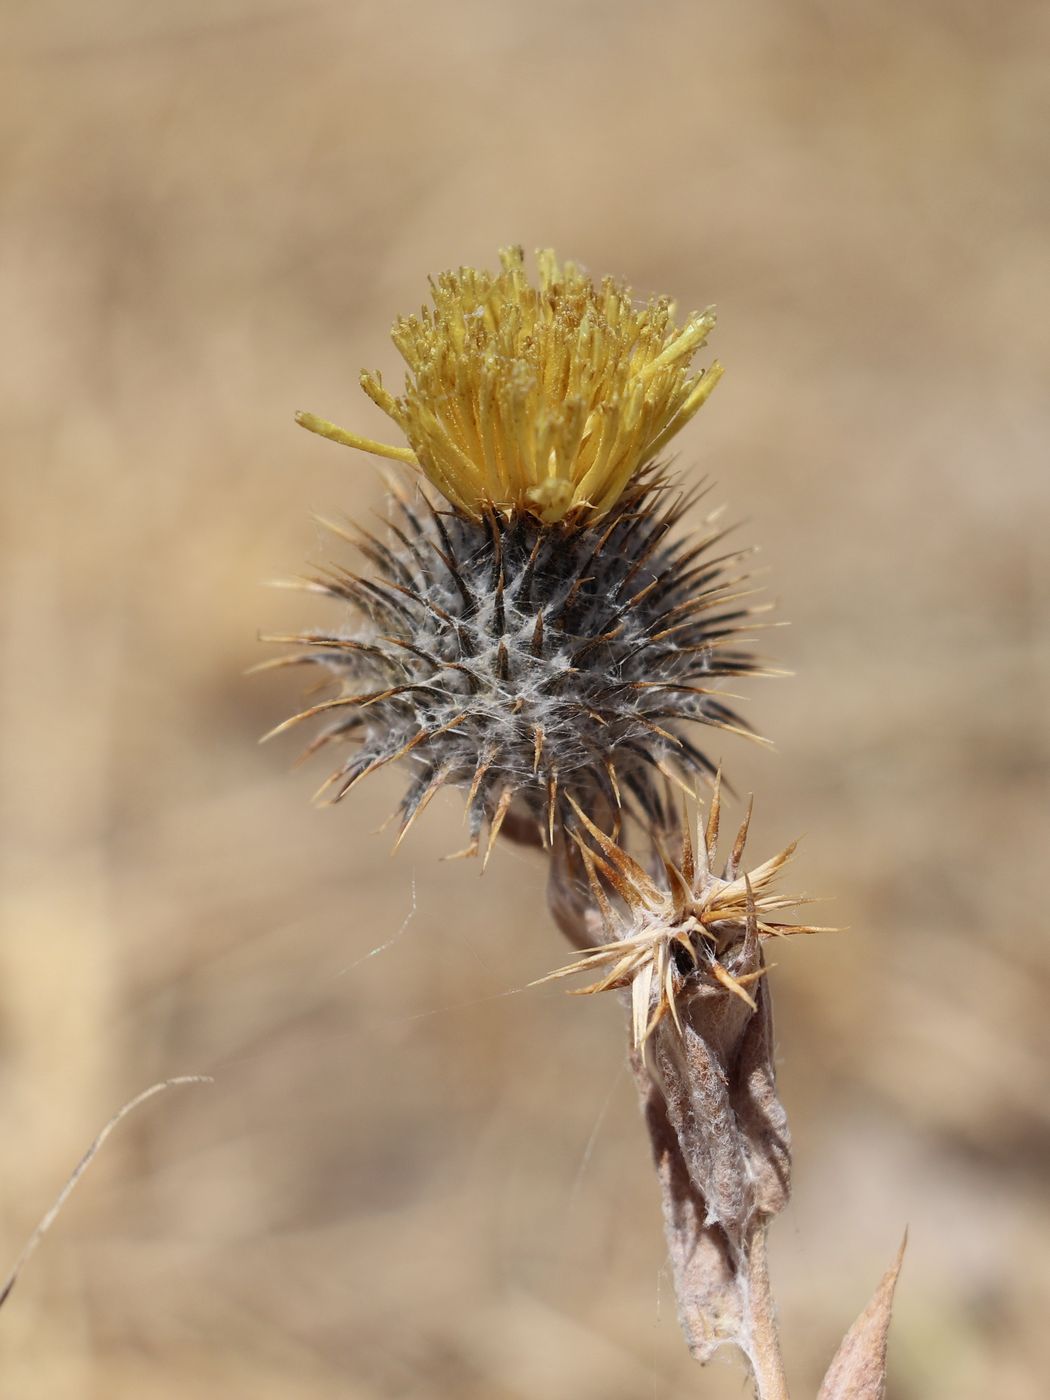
297, 246, 724, 524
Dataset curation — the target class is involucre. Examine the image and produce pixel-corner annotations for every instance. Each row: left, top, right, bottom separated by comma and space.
268, 473, 765, 857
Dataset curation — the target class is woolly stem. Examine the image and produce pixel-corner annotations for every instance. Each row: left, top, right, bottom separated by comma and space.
743, 1225, 791, 1400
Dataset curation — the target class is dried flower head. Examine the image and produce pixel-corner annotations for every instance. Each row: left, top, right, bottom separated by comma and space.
543, 786, 830, 1377
540, 780, 827, 1044
296, 246, 723, 524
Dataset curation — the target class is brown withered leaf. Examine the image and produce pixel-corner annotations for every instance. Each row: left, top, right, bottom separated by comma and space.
817, 1234, 907, 1400
632, 1044, 745, 1358
644, 940, 789, 1245
633, 948, 792, 1365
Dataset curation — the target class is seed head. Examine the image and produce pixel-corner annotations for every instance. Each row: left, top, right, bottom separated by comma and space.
296, 246, 723, 524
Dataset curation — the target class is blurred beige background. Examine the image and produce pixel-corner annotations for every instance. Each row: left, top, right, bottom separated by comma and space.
1, 1, 1047, 1396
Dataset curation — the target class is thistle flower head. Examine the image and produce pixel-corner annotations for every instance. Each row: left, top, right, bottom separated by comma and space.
297, 246, 723, 524
269, 250, 770, 861
539, 782, 828, 1047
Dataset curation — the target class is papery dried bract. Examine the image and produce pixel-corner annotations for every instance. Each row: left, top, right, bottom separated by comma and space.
539, 784, 827, 1044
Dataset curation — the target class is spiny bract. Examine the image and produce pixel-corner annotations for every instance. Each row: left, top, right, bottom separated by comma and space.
265, 475, 768, 861
539, 782, 827, 1047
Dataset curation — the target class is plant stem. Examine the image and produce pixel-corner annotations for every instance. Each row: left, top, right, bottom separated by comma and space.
744, 1226, 791, 1400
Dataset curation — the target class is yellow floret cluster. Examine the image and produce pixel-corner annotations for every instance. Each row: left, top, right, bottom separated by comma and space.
297, 246, 723, 524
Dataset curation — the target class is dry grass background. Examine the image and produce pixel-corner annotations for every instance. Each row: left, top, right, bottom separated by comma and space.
1, 1, 1047, 1395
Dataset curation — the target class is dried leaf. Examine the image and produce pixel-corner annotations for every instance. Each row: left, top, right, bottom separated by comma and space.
631, 1047, 744, 1361
817, 1234, 907, 1400
630, 938, 793, 1375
